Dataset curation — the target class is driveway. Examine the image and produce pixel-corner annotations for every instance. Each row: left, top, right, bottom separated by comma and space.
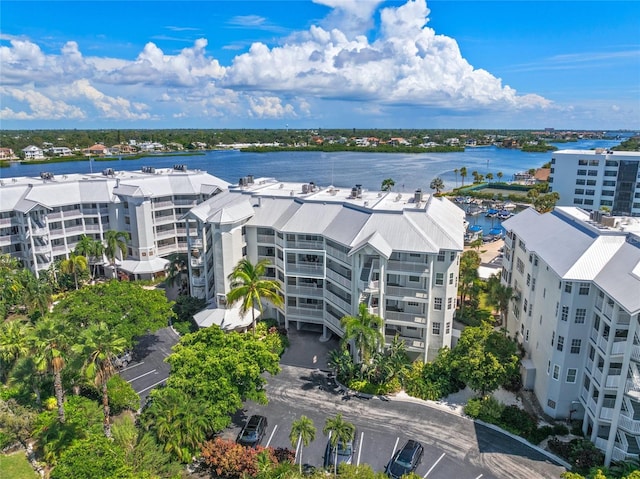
118, 326, 179, 404
280, 328, 340, 370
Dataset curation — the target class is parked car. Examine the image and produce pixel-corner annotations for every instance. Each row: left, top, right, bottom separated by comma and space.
385, 440, 424, 479
324, 431, 356, 468
237, 415, 268, 448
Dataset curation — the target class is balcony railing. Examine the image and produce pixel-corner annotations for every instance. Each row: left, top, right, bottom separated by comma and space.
191, 256, 204, 267
387, 260, 429, 274
287, 239, 324, 249
286, 262, 324, 277
324, 290, 351, 312
82, 208, 99, 215
257, 234, 275, 244
286, 306, 324, 320
32, 244, 50, 254
154, 215, 176, 225
51, 245, 67, 254
618, 414, 640, 434
287, 285, 324, 297
599, 406, 615, 420
156, 229, 176, 239
191, 276, 206, 286
386, 285, 428, 299
31, 226, 48, 236
385, 334, 425, 350
152, 200, 174, 209
85, 224, 102, 232
47, 212, 62, 220
326, 269, 351, 289
611, 341, 627, 356
325, 245, 349, 264
384, 310, 426, 324
593, 368, 603, 385
632, 345, 640, 363
625, 380, 640, 400
597, 335, 609, 352
64, 225, 84, 233
189, 238, 203, 248
588, 397, 597, 413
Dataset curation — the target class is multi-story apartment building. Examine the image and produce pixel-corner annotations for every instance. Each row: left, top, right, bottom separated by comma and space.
501, 206, 640, 465
549, 149, 640, 216
0, 166, 228, 279
184, 176, 465, 361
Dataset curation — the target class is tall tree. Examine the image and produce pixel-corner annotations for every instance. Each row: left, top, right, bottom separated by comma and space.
165, 253, 188, 290
381, 178, 395, 192
323, 414, 355, 476
74, 235, 105, 280
429, 177, 445, 195
459, 167, 467, 187
32, 316, 71, 423
453, 168, 459, 188
226, 258, 284, 332
0, 318, 32, 381
458, 250, 480, 317
486, 274, 514, 326
533, 192, 560, 213
289, 415, 316, 473
59, 253, 88, 290
104, 230, 130, 279
73, 322, 127, 437
486, 173, 494, 182
497, 171, 503, 182
19, 271, 52, 317
340, 303, 384, 363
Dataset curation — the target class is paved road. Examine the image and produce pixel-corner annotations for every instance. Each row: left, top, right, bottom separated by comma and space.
118, 326, 179, 404
228, 365, 566, 479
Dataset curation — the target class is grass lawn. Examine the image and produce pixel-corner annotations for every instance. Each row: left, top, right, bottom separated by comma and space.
0, 452, 38, 479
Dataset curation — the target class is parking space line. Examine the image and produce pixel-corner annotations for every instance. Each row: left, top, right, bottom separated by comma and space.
474, 475, 483, 479
126, 369, 157, 383
357, 431, 364, 466
423, 453, 445, 478
390, 437, 399, 458
265, 424, 278, 448
120, 361, 144, 372
137, 378, 167, 394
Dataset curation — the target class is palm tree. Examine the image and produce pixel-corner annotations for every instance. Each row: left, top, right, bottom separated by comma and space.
486, 274, 515, 325
19, 270, 51, 316
453, 168, 459, 188
381, 178, 395, 192
340, 303, 384, 363
497, 171, 503, 182
289, 416, 316, 473
0, 318, 32, 381
226, 258, 284, 332
104, 230, 130, 279
323, 414, 355, 476
31, 316, 71, 423
75, 235, 105, 280
460, 166, 468, 187
59, 253, 88, 290
486, 173, 494, 183
73, 322, 127, 437
429, 177, 444, 195
165, 253, 188, 290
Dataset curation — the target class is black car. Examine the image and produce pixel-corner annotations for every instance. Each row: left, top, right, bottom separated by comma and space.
386, 440, 424, 479
323, 432, 356, 468
237, 415, 268, 448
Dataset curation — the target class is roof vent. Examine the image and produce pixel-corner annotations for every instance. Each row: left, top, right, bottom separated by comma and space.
142, 166, 156, 174
102, 168, 115, 176
40, 172, 54, 180
302, 184, 309, 194
173, 164, 187, 171
414, 189, 423, 203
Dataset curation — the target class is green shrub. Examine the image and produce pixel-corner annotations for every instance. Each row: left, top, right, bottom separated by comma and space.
172, 320, 195, 336
528, 425, 553, 445
348, 379, 378, 395
106, 375, 140, 414
552, 423, 570, 436
464, 396, 504, 423
499, 405, 537, 438
549, 438, 604, 474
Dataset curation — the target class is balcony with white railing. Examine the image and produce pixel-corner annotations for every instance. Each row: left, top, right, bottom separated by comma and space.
286, 306, 324, 320
191, 256, 203, 267
257, 234, 275, 244
619, 414, 640, 434
156, 229, 176, 239
157, 244, 176, 255
32, 244, 50, 254
152, 200, 174, 209
586, 359, 594, 373
324, 290, 351, 312
612, 446, 634, 464
590, 328, 599, 345
51, 245, 67, 254
287, 285, 324, 298
594, 437, 608, 452
174, 199, 198, 206
385, 335, 425, 351
580, 387, 588, 402
597, 335, 609, 352
82, 208, 99, 215
385, 285, 428, 300
191, 276, 206, 287
611, 340, 627, 356
387, 260, 429, 274
325, 245, 349, 264
593, 368, 603, 385
154, 215, 176, 225
605, 374, 622, 389
599, 406, 615, 421
326, 269, 351, 289
632, 345, 640, 363
588, 397, 597, 413
47, 212, 62, 220
85, 224, 102, 232
31, 226, 48, 236
287, 239, 324, 249
62, 209, 82, 219
189, 238, 203, 248
286, 262, 325, 277
384, 310, 426, 324
625, 380, 640, 400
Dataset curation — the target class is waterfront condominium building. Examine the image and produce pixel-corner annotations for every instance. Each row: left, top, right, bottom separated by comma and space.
0, 166, 228, 279
548, 149, 640, 216
501, 206, 640, 465
184, 177, 466, 361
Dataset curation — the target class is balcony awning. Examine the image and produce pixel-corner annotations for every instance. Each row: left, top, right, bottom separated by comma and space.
193, 302, 260, 331
119, 257, 169, 275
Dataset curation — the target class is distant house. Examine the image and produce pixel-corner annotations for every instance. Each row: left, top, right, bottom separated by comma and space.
534, 168, 550, 183
166, 142, 184, 151
465, 139, 477, 147
84, 144, 110, 156
502, 138, 519, 148
444, 138, 460, 146
138, 142, 164, 152
388, 137, 409, 146
0, 148, 15, 159
110, 144, 137, 155
22, 145, 45, 159
48, 146, 73, 157
190, 142, 208, 150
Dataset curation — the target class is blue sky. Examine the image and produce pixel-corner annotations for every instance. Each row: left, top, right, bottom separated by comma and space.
1, 1, 639, 130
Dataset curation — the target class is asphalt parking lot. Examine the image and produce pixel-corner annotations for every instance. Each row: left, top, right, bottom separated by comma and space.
118, 326, 179, 404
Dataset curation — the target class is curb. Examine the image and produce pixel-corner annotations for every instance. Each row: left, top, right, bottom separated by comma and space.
332, 373, 571, 470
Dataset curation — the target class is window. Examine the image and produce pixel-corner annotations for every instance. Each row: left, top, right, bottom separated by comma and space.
557, 335, 564, 352
575, 308, 586, 323
585, 189, 595, 196
574, 188, 585, 195
589, 159, 599, 166
566, 368, 577, 383
571, 339, 581, 354
584, 199, 593, 205
603, 180, 615, 187
525, 329, 530, 342
579, 283, 590, 295
450, 252, 456, 261
516, 258, 524, 274
437, 251, 445, 262
575, 179, 586, 185
434, 298, 442, 310
578, 159, 588, 166
447, 297, 453, 310
551, 331, 555, 346
553, 365, 560, 380
548, 399, 557, 409
531, 278, 536, 291
445, 322, 451, 334
587, 170, 598, 176
602, 190, 614, 196
432, 322, 441, 335
449, 273, 454, 285
577, 169, 587, 176
435, 273, 444, 286
409, 275, 419, 282
547, 360, 551, 374
526, 274, 531, 286
523, 299, 528, 312
564, 282, 572, 293
407, 301, 419, 307
561, 306, 569, 321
